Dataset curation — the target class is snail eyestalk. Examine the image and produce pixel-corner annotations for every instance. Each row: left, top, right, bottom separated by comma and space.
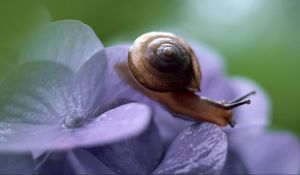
223, 99, 251, 110
230, 90, 256, 103
223, 91, 256, 127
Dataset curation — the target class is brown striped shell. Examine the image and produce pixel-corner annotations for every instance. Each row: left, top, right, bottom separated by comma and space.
128, 32, 201, 92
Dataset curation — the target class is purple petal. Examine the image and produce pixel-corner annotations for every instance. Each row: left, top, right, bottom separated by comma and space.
88, 119, 163, 174
228, 131, 300, 174
153, 122, 228, 174
103, 45, 193, 145
0, 122, 62, 152
191, 42, 235, 101
222, 148, 249, 174
20, 20, 103, 71
0, 152, 35, 174
66, 149, 116, 174
1, 103, 153, 153
72, 49, 107, 116
0, 61, 73, 124
66, 103, 152, 148
191, 42, 225, 75
227, 77, 271, 130
36, 151, 71, 175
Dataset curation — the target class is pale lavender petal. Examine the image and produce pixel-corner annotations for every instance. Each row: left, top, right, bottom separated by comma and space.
20, 20, 103, 71
153, 122, 228, 174
89, 120, 163, 174
228, 131, 300, 174
0, 122, 62, 152
191, 42, 225, 75
103, 45, 193, 145
67, 149, 116, 174
37, 116, 162, 175
72, 49, 107, 117
65, 103, 152, 148
0, 152, 35, 174
191, 42, 235, 101
2, 103, 151, 152
0, 61, 73, 124
227, 77, 271, 130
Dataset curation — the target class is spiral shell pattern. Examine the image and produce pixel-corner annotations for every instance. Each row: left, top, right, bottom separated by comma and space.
128, 32, 201, 92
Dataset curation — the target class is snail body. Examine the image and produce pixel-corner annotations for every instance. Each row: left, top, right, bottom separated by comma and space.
127, 32, 254, 127
128, 32, 201, 92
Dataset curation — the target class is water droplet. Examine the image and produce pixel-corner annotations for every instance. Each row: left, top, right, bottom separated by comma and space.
64, 113, 85, 129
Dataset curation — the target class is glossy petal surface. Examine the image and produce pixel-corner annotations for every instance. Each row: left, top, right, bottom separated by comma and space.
20, 20, 103, 71
153, 122, 227, 174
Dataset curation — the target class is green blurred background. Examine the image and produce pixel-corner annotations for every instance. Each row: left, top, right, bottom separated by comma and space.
0, 0, 299, 136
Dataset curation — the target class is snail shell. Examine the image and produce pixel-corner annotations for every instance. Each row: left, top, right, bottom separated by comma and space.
128, 32, 201, 92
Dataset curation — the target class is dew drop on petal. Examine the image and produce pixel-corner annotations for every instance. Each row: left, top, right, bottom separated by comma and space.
63, 113, 85, 129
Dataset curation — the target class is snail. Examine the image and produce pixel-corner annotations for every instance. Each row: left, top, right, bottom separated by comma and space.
128, 32, 255, 127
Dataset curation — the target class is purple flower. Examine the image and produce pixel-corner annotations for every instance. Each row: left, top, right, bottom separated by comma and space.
0, 20, 299, 174
191, 41, 300, 174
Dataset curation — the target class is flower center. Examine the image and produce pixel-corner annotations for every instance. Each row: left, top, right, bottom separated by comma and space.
64, 113, 85, 129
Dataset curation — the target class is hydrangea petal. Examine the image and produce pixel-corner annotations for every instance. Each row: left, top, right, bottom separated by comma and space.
0, 61, 73, 124
36, 151, 72, 175
0, 122, 61, 151
222, 148, 249, 174
72, 49, 107, 117
230, 132, 300, 174
0, 152, 35, 174
20, 20, 103, 71
1, 103, 153, 152
228, 77, 271, 129
191, 41, 225, 75
65, 103, 152, 148
89, 120, 163, 174
67, 149, 116, 174
103, 45, 193, 145
191, 42, 235, 101
153, 122, 228, 174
